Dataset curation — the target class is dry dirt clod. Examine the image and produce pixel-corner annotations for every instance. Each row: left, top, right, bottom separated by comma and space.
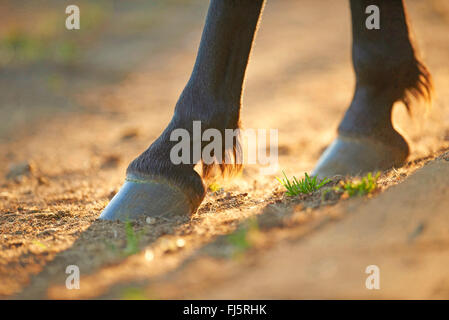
120, 128, 140, 141
37, 228, 57, 237
160, 238, 178, 253
145, 217, 156, 225
6, 161, 35, 180
100, 155, 122, 169
0, 191, 12, 200
37, 176, 50, 185
437, 151, 449, 161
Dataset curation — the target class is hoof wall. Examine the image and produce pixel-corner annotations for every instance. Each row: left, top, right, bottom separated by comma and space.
99, 174, 192, 221
312, 135, 408, 179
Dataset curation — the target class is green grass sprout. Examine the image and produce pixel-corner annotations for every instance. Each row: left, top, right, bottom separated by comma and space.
277, 171, 331, 196
32, 240, 48, 249
208, 182, 222, 192
338, 172, 380, 197
121, 287, 147, 300
226, 218, 259, 258
123, 220, 143, 256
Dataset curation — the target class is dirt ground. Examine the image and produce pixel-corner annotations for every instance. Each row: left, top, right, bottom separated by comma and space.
1, 0, 449, 299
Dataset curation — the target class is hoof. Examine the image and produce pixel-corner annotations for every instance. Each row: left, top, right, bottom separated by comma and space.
100, 173, 195, 221
312, 135, 408, 179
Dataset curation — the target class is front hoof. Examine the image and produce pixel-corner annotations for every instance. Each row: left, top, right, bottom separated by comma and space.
312, 135, 408, 179
100, 173, 198, 221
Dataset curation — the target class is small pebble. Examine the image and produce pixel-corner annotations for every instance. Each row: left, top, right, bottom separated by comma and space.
176, 238, 186, 248
6, 161, 35, 180
145, 217, 156, 224
144, 249, 154, 261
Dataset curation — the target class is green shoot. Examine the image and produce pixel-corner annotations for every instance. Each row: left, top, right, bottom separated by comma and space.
277, 171, 331, 196
338, 172, 380, 197
32, 240, 48, 250
123, 220, 142, 256
226, 218, 259, 258
208, 182, 222, 192
121, 287, 147, 300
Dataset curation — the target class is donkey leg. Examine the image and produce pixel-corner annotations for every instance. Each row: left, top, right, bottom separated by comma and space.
313, 0, 432, 178
100, 0, 265, 221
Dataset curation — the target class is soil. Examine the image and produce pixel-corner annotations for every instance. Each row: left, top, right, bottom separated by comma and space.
1, 0, 449, 299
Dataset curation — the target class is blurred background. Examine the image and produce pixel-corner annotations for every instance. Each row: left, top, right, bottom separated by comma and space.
1, 0, 448, 165
0, 0, 207, 138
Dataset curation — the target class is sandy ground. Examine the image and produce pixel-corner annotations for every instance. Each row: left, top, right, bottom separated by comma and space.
1, 0, 449, 299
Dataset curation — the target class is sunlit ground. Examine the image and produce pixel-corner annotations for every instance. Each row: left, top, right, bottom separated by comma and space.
0, 0, 449, 299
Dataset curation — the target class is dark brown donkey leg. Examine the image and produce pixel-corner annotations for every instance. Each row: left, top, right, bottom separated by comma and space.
100, 0, 266, 220
313, 0, 432, 178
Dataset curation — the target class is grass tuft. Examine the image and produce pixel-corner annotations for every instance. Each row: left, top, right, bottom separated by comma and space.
208, 182, 222, 193
226, 218, 260, 258
337, 172, 380, 197
277, 171, 331, 196
121, 287, 147, 300
123, 220, 143, 256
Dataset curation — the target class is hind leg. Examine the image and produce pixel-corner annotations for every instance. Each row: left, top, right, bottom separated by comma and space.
313, 0, 432, 178
100, 0, 265, 221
